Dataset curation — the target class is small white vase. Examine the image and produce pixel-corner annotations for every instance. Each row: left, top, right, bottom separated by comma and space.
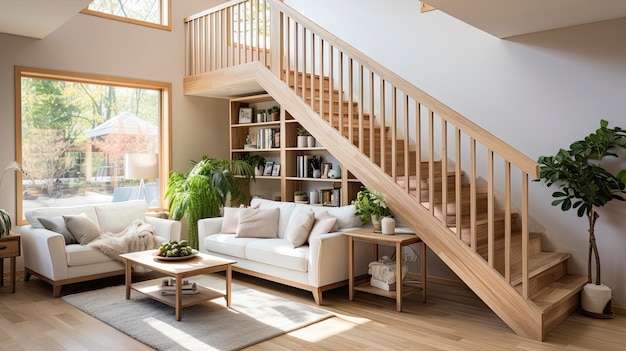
254, 166, 264, 176
307, 136, 316, 148
309, 191, 319, 204
381, 217, 396, 235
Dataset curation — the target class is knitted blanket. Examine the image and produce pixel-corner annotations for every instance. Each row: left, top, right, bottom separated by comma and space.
88, 220, 164, 262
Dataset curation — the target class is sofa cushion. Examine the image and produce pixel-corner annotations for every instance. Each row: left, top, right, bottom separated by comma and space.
65, 244, 113, 266
236, 208, 279, 238
25, 205, 99, 229
245, 238, 309, 272
220, 203, 259, 234
95, 200, 147, 234
326, 205, 361, 229
203, 234, 256, 259
285, 209, 315, 248
63, 213, 101, 245
250, 198, 296, 238
308, 217, 338, 244
38, 216, 78, 245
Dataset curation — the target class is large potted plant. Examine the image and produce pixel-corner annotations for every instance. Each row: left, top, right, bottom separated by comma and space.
165, 156, 254, 249
536, 119, 626, 318
352, 187, 392, 231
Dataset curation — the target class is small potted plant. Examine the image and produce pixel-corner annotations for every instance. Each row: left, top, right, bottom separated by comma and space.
535, 119, 626, 318
294, 190, 309, 203
0, 209, 11, 236
242, 154, 266, 176
270, 106, 280, 121
352, 187, 392, 230
256, 109, 266, 123
297, 127, 310, 148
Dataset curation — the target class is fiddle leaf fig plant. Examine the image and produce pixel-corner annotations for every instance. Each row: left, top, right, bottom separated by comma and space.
536, 119, 626, 285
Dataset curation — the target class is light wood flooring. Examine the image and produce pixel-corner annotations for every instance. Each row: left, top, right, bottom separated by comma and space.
0, 272, 624, 351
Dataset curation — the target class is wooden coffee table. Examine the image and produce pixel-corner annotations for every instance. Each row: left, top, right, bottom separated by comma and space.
119, 250, 236, 321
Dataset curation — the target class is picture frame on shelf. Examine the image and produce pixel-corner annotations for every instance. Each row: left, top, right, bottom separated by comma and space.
271, 164, 281, 177
238, 107, 253, 124
321, 163, 332, 179
319, 188, 333, 205
262, 161, 274, 176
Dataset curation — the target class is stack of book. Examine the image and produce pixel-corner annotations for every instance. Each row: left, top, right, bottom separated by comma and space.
159, 277, 198, 295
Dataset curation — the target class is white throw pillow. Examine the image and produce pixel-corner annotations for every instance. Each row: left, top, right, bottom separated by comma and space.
285, 210, 315, 248
235, 208, 279, 238
63, 213, 101, 245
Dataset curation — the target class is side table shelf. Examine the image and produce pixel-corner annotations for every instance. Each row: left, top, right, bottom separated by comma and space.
0, 232, 21, 293
344, 228, 426, 312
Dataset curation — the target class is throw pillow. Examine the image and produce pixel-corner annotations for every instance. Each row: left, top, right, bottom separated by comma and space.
63, 213, 101, 245
285, 210, 316, 248
235, 208, 279, 238
221, 203, 260, 234
308, 217, 338, 244
315, 211, 339, 231
38, 216, 78, 245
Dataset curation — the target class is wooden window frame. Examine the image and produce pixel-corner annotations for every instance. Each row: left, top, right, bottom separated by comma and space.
81, 0, 172, 31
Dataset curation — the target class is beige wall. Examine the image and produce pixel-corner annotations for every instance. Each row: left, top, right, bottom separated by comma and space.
0, 2, 230, 241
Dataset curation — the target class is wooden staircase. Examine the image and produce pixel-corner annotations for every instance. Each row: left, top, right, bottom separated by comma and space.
286, 69, 587, 338
182, 0, 587, 341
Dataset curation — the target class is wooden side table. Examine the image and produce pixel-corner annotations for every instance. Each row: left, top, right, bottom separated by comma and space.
0, 232, 21, 293
344, 228, 426, 312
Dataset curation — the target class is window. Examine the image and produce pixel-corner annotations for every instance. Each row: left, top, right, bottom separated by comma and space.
82, 0, 171, 30
15, 66, 172, 224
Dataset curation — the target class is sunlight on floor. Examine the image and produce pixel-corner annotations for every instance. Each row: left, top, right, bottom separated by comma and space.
286, 313, 371, 343
144, 317, 218, 351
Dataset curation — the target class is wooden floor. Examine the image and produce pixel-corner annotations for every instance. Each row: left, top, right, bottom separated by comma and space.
0, 272, 624, 351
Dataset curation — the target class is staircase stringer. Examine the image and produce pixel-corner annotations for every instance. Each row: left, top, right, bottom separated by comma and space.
254, 65, 544, 341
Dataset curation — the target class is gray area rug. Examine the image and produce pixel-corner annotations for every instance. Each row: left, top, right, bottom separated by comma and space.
62, 275, 333, 351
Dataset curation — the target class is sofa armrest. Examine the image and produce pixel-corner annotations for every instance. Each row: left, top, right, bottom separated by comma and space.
197, 217, 223, 252
145, 217, 181, 242
20, 226, 69, 281
308, 230, 372, 287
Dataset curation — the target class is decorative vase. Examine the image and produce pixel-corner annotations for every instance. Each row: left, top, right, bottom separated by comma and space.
271, 112, 279, 121
297, 136, 307, 148
312, 169, 321, 178
381, 217, 395, 235
371, 215, 382, 231
309, 191, 319, 204
581, 283, 614, 317
307, 136, 316, 148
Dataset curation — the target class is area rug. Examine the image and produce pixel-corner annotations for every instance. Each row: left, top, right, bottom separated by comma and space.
62, 275, 333, 351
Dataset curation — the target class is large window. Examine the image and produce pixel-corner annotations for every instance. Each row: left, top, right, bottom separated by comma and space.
82, 0, 171, 30
15, 67, 171, 224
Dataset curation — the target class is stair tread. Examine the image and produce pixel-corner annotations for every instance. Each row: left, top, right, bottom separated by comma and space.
531, 275, 588, 311
510, 252, 571, 286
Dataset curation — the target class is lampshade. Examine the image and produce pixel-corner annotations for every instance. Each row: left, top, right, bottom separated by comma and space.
124, 154, 158, 180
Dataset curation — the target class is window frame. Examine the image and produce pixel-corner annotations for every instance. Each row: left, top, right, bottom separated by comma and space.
81, 0, 172, 31
14, 66, 172, 225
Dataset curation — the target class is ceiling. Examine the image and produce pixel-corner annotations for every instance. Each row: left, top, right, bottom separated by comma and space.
2, 1, 625, 40
424, 0, 626, 38
0, 0, 92, 39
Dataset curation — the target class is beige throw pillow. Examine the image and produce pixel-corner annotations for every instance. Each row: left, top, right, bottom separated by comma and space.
308, 217, 338, 244
39, 216, 78, 245
221, 204, 260, 234
235, 208, 279, 238
63, 213, 101, 245
285, 210, 316, 248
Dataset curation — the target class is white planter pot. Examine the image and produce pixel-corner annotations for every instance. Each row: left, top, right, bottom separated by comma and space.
581, 283, 613, 315
381, 217, 396, 235
307, 136, 316, 148
254, 166, 264, 176
297, 136, 307, 148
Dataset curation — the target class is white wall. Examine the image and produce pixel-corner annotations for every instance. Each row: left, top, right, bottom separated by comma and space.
0, 1, 231, 248
286, 0, 626, 306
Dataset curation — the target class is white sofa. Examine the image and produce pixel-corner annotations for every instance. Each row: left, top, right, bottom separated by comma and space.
20, 200, 181, 297
198, 198, 372, 305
